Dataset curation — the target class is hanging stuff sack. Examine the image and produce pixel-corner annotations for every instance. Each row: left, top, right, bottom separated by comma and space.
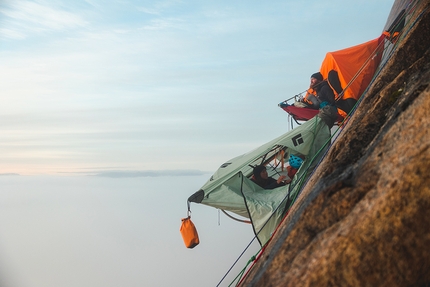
180, 203, 199, 248
180, 216, 199, 248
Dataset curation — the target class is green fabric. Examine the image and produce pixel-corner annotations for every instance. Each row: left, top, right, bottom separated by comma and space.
241, 175, 290, 245
191, 116, 331, 245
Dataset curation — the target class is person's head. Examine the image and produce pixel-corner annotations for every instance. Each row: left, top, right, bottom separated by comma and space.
310, 72, 323, 88
253, 165, 268, 180
289, 154, 304, 169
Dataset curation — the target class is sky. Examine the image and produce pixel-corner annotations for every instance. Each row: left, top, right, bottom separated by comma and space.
1, 0, 394, 176
0, 1, 395, 286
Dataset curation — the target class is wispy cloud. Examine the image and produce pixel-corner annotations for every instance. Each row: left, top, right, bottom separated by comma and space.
137, 0, 181, 16
1, 0, 87, 39
137, 7, 161, 16
0, 27, 26, 39
140, 18, 183, 31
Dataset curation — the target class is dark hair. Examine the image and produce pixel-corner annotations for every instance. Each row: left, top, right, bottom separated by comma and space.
311, 72, 323, 81
253, 165, 266, 179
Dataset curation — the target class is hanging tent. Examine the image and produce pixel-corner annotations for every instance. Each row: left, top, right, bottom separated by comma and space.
320, 35, 385, 113
188, 116, 331, 245
280, 35, 385, 123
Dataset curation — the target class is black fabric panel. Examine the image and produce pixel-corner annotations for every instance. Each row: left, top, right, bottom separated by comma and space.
188, 189, 205, 203
387, 9, 406, 34
328, 70, 343, 95
336, 98, 357, 114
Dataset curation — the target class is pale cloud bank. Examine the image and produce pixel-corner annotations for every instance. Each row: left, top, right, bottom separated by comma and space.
90, 169, 210, 178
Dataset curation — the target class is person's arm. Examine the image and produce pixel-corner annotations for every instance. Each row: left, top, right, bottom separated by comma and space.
265, 176, 287, 189
318, 85, 335, 105
277, 175, 287, 184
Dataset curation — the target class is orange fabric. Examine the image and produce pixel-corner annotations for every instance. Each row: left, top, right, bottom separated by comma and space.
286, 166, 298, 179
303, 89, 317, 105
307, 88, 317, 95
327, 79, 340, 98
319, 35, 384, 101
337, 108, 348, 119
383, 31, 391, 38
180, 216, 200, 248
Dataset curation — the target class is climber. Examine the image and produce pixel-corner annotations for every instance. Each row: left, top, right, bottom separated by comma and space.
251, 165, 287, 189
294, 72, 336, 109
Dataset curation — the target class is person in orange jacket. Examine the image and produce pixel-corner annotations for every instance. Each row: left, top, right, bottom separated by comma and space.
295, 72, 336, 109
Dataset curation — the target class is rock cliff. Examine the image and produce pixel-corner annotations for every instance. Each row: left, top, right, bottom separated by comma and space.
242, 0, 430, 286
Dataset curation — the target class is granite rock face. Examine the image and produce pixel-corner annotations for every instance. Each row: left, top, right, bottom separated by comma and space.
242, 1, 430, 286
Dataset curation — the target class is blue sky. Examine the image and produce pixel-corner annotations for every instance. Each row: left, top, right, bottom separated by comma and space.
1, 0, 394, 176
